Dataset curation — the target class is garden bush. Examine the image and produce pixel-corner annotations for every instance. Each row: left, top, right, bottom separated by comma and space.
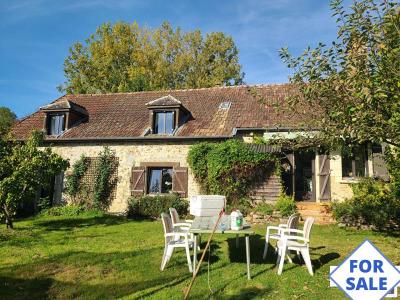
254, 202, 274, 216
332, 178, 400, 229
128, 194, 189, 219
37, 196, 52, 211
275, 193, 297, 217
40, 205, 88, 217
225, 198, 253, 216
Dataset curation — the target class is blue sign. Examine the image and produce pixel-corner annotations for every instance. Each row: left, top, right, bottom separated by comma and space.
330, 239, 400, 300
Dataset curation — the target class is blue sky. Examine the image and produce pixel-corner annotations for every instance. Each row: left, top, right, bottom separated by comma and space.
0, 0, 337, 118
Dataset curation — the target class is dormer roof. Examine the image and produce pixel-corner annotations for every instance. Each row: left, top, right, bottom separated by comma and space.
145, 95, 182, 107
40, 100, 88, 116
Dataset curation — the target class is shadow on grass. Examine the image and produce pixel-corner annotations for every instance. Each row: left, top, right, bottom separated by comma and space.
217, 286, 271, 300
227, 234, 276, 265
0, 247, 192, 300
226, 234, 340, 274
195, 241, 223, 265
0, 273, 192, 300
32, 214, 125, 231
312, 252, 340, 270
0, 276, 54, 300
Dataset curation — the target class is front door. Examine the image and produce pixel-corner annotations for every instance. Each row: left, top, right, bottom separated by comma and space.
294, 150, 316, 201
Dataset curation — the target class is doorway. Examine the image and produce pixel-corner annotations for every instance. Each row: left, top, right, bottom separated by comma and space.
294, 150, 315, 201
281, 150, 316, 201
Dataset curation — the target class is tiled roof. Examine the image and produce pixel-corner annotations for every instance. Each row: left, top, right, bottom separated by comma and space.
11, 84, 309, 141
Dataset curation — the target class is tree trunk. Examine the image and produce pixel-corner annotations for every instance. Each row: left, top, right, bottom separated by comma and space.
2, 205, 13, 229
5, 216, 13, 229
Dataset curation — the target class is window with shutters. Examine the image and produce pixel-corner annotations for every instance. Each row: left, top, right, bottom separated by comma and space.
342, 145, 368, 178
130, 164, 188, 197
147, 167, 173, 194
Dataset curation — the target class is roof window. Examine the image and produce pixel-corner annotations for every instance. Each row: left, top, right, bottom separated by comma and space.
219, 102, 232, 109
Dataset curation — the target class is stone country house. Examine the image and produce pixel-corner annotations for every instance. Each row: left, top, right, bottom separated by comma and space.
11, 84, 389, 219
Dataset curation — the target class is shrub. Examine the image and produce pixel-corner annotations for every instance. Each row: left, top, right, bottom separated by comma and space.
128, 194, 189, 219
188, 140, 278, 206
225, 198, 253, 216
37, 196, 52, 211
275, 193, 297, 217
40, 205, 87, 217
332, 178, 400, 229
255, 202, 274, 216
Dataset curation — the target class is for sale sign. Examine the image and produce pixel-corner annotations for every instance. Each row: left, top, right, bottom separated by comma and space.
330, 240, 400, 300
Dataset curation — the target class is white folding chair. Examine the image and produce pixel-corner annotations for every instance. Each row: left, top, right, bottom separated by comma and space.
160, 213, 193, 273
276, 217, 315, 276
263, 213, 300, 259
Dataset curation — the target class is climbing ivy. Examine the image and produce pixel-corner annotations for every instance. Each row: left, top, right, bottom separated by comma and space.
65, 155, 89, 198
92, 147, 116, 210
188, 140, 278, 206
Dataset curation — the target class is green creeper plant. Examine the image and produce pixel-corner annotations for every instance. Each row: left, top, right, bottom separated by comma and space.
92, 147, 117, 210
65, 154, 89, 199
188, 140, 278, 206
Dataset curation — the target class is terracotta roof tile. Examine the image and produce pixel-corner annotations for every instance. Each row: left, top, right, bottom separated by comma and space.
11, 84, 309, 140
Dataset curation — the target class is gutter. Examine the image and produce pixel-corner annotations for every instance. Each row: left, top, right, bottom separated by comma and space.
36, 135, 231, 144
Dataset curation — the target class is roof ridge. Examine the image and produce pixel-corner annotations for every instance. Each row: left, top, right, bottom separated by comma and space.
67, 83, 294, 97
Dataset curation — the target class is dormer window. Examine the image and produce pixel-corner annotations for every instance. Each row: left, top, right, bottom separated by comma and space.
145, 95, 191, 136
154, 111, 175, 134
48, 114, 65, 135
40, 100, 88, 136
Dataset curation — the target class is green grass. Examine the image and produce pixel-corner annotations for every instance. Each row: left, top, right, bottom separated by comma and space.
0, 213, 399, 299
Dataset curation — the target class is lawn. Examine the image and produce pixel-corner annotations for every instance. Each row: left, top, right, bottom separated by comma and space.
0, 213, 399, 300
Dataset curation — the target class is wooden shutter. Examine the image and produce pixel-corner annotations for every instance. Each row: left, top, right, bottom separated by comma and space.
172, 167, 188, 197
131, 167, 146, 196
372, 144, 389, 181
318, 153, 331, 201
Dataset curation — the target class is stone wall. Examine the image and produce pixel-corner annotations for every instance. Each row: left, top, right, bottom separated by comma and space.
49, 142, 202, 213
329, 151, 354, 201
47, 141, 374, 213
328, 149, 374, 201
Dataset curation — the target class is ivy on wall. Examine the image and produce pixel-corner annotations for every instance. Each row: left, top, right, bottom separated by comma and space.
65, 155, 89, 199
187, 140, 278, 206
64, 147, 118, 210
93, 147, 117, 210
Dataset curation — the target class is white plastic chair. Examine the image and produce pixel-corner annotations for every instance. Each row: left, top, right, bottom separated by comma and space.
169, 207, 193, 232
276, 217, 315, 276
160, 213, 193, 273
263, 213, 300, 259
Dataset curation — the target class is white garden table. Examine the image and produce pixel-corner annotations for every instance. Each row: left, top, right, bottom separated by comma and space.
189, 215, 254, 280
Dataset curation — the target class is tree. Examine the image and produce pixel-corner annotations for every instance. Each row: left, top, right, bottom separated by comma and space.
0, 132, 69, 229
279, 0, 400, 148
0, 107, 16, 138
59, 21, 243, 94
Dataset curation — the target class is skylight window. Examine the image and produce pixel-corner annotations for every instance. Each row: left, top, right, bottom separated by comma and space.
219, 102, 232, 109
